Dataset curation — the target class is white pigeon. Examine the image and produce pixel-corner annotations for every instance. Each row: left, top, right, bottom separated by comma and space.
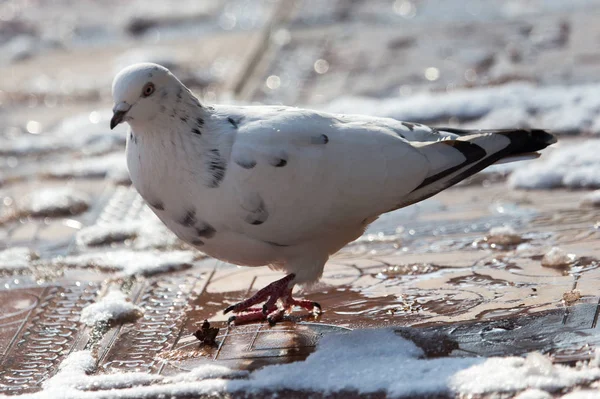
111, 63, 556, 325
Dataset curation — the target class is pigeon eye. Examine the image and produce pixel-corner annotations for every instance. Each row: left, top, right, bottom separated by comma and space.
142, 83, 155, 97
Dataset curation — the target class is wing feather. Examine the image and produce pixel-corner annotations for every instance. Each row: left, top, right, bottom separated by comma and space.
222, 107, 429, 244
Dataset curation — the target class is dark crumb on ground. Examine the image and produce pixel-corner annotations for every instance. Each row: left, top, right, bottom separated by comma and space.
193, 319, 219, 346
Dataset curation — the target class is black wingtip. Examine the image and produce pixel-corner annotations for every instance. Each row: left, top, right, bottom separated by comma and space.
438, 127, 557, 153
499, 129, 557, 154
530, 129, 557, 146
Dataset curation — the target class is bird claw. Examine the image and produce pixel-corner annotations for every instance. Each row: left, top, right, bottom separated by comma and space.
227, 315, 237, 325
221, 274, 320, 326
223, 305, 236, 315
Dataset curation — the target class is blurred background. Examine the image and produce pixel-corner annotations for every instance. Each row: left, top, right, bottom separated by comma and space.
2, 0, 600, 236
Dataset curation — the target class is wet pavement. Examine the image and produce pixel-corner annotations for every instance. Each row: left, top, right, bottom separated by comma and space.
2, 182, 600, 395
2, 0, 600, 397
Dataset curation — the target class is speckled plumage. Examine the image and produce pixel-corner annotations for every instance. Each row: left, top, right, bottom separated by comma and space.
111, 63, 556, 324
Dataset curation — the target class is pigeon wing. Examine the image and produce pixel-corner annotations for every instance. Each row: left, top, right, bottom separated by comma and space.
223, 107, 430, 245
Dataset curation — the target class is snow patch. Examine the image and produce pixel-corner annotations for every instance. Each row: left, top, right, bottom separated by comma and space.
0, 135, 68, 156
514, 389, 553, 399
132, 216, 183, 250
50, 110, 128, 155
55, 249, 195, 276
76, 222, 140, 247
75, 214, 185, 250
27, 350, 240, 399
80, 290, 143, 326
0, 111, 127, 157
230, 328, 478, 397
490, 225, 517, 236
0, 247, 37, 270
46, 152, 128, 182
20, 187, 90, 218
580, 190, 600, 207
450, 351, 600, 395
324, 83, 600, 134
486, 225, 524, 246
14, 328, 600, 399
509, 140, 600, 190
541, 247, 576, 268
562, 390, 600, 399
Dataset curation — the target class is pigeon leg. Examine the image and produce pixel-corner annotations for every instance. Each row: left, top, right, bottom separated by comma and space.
224, 273, 295, 315
224, 273, 322, 326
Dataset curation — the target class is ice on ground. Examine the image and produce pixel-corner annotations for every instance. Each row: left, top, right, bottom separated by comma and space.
450, 351, 600, 395
581, 190, 600, 207
324, 82, 600, 134
55, 249, 195, 276
541, 247, 576, 268
0, 247, 38, 270
20, 328, 600, 399
20, 187, 90, 218
46, 152, 128, 182
80, 290, 143, 326
510, 140, 600, 190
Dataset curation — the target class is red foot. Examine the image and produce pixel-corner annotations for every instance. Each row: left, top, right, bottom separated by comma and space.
224, 274, 321, 326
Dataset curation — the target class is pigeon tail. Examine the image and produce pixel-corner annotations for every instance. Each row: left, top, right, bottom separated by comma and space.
396, 128, 557, 208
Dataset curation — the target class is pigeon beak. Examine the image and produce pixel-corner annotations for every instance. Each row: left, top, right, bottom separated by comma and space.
110, 102, 131, 130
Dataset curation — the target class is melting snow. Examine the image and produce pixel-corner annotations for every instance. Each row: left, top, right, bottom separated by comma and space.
76, 222, 140, 247
15, 328, 600, 399
55, 249, 196, 276
20, 187, 90, 218
75, 214, 184, 250
486, 225, 524, 246
0, 247, 37, 270
581, 190, 600, 207
515, 389, 554, 399
0, 110, 127, 157
231, 328, 478, 397
50, 110, 127, 154
541, 247, 576, 268
450, 351, 600, 395
80, 290, 143, 326
46, 152, 128, 182
324, 82, 600, 134
509, 140, 600, 190
561, 391, 600, 399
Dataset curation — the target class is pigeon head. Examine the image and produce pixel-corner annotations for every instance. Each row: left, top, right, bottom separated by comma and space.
110, 63, 183, 130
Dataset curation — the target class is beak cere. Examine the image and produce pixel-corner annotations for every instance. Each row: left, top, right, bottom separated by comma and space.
110, 110, 128, 130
